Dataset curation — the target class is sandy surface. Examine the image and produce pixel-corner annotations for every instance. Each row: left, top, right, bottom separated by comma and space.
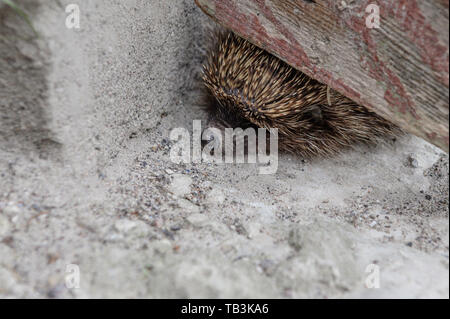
0, 0, 448, 298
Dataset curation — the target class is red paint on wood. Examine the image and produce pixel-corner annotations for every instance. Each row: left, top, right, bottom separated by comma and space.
345, 3, 420, 120
252, 0, 366, 105
427, 132, 450, 148
380, 0, 449, 86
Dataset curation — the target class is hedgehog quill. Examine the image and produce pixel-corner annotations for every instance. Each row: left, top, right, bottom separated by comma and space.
202, 31, 401, 158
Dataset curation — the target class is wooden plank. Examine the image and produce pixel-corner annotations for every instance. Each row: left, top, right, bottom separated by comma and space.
195, 0, 449, 152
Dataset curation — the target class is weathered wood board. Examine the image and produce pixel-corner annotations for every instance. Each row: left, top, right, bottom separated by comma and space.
195, 0, 449, 152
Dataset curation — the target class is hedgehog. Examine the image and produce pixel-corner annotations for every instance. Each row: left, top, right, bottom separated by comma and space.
201, 31, 401, 158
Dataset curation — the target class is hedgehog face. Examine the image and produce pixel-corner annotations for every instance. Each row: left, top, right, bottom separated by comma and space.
202, 31, 400, 157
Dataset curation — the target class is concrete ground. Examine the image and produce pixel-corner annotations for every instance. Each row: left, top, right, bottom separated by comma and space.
0, 0, 448, 298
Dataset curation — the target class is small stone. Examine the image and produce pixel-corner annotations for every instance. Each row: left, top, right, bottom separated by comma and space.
406, 154, 419, 168
153, 239, 172, 254
170, 225, 181, 231
162, 229, 175, 240
246, 222, 261, 239
11, 215, 19, 224
17, 41, 38, 60
207, 187, 225, 205
3, 203, 20, 216
288, 227, 303, 251
369, 221, 377, 228
169, 174, 192, 197
367, 205, 384, 217
186, 213, 208, 227
234, 222, 248, 236
259, 259, 277, 276
0, 215, 11, 236
178, 198, 200, 213
207, 221, 229, 235
114, 219, 138, 233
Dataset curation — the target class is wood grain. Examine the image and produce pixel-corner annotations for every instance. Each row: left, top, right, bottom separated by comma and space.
195, 0, 449, 152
